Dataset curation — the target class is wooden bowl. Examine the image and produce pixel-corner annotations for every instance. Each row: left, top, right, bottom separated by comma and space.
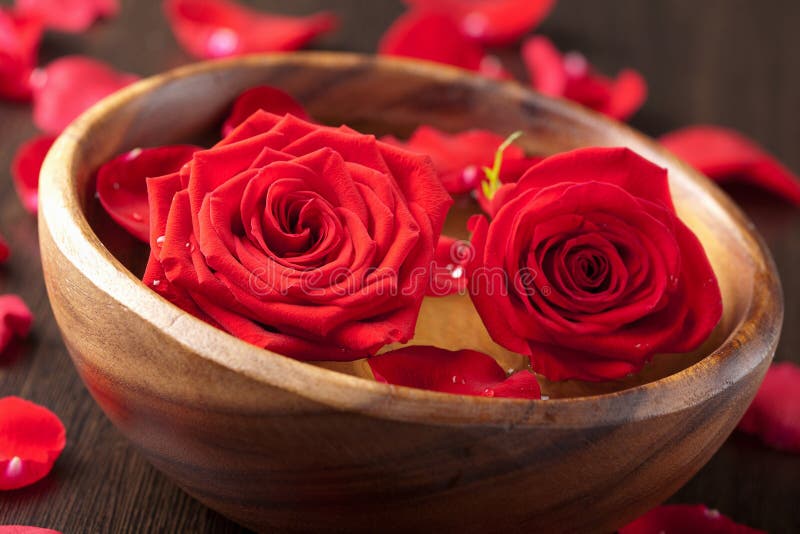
39, 53, 782, 533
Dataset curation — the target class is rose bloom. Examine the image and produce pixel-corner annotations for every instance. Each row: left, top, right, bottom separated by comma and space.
143, 111, 451, 360
468, 147, 722, 381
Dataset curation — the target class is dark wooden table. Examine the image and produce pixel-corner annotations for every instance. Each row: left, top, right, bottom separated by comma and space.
1, 0, 798, 532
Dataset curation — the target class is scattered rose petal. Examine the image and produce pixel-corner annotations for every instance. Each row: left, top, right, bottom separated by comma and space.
96, 145, 201, 242
15, 0, 118, 33
379, 10, 508, 79
522, 35, 647, 120
222, 85, 310, 137
404, 0, 556, 45
11, 135, 56, 214
369, 345, 541, 399
383, 126, 533, 194
31, 56, 139, 135
738, 362, 800, 453
428, 235, 470, 296
660, 126, 800, 206
0, 397, 65, 491
0, 9, 42, 101
164, 0, 337, 59
620, 504, 765, 534
0, 295, 33, 355
0, 528, 62, 534
0, 235, 8, 263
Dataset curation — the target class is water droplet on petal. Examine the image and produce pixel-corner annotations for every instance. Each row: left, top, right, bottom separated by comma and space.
563, 52, 590, 78
483, 388, 495, 398
112, 182, 120, 190
6, 456, 23, 478
131, 212, 143, 221
156, 235, 165, 247
152, 279, 160, 287
125, 147, 142, 161
451, 265, 464, 279
208, 27, 239, 57
704, 509, 721, 519
461, 11, 489, 38
452, 375, 458, 384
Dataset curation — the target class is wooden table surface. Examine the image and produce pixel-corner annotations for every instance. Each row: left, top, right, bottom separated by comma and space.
1, 0, 798, 532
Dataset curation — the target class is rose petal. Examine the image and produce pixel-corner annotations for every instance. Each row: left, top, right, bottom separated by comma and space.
379, 10, 508, 79
0, 528, 62, 534
31, 56, 139, 135
661, 126, 800, 206
0, 234, 8, 264
0, 9, 42, 101
369, 345, 541, 399
11, 135, 56, 214
222, 86, 310, 137
383, 126, 528, 194
523, 35, 647, 121
427, 235, 470, 296
15, 0, 118, 33
405, 0, 555, 45
620, 504, 765, 534
0, 397, 65, 491
738, 362, 800, 453
96, 145, 201, 242
164, 0, 337, 59
0, 295, 33, 355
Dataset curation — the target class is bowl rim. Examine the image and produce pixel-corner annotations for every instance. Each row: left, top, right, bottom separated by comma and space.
39, 51, 783, 428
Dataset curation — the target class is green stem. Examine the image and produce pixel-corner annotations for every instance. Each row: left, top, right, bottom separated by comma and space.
481, 131, 523, 200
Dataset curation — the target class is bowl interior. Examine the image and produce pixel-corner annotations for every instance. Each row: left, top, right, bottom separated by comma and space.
73, 53, 762, 399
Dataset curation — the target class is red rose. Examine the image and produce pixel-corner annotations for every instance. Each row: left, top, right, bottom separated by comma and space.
143, 111, 451, 361
468, 147, 722, 381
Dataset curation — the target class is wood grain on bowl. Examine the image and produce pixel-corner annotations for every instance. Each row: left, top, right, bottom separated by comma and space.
38, 53, 782, 533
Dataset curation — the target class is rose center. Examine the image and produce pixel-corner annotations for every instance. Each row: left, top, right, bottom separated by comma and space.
566, 247, 611, 293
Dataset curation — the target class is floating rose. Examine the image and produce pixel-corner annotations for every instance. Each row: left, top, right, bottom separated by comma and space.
620, 504, 765, 534
32, 56, 139, 135
96, 145, 201, 242
15, 0, 118, 33
164, 0, 337, 59
369, 345, 541, 398
222, 85, 310, 137
143, 111, 451, 360
379, 10, 508, 79
0, 397, 65, 491
383, 126, 538, 194
0, 9, 42, 101
11, 135, 55, 214
738, 362, 800, 453
661, 126, 800, 206
523, 35, 647, 121
0, 295, 33, 355
468, 147, 722, 381
404, 0, 556, 45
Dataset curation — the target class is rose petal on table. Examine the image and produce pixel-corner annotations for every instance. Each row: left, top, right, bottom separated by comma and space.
222, 86, 310, 137
164, 0, 337, 59
369, 345, 541, 399
0, 528, 62, 534
96, 145, 201, 242
383, 126, 526, 194
738, 362, 800, 453
522, 35, 647, 121
11, 135, 56, 214
427, 235, 470, 296
620, 504, 765, 534
404, 0, 556, 45
0, 397, 65, 491
15, 0, 118, 33
0, 9, 42, 101
0, 295, 33, 355
660, 126, 800, 206
379, 10, 508, 79
31, 56, 139, 135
